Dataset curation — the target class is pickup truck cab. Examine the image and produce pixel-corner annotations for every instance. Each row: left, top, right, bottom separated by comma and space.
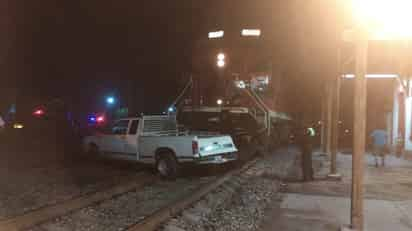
83, 115, 238, 178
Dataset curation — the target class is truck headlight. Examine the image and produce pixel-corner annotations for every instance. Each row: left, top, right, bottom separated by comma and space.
13, 123, 24, 129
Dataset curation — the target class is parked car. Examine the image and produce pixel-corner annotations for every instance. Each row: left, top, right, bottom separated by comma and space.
83, 115, 238, 179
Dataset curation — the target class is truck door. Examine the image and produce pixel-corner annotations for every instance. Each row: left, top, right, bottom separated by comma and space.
124, 119, 139, 158
101, 119, 130, 154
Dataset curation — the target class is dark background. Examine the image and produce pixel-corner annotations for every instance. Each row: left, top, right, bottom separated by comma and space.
0, 1, 395, 124
1, 0, 211, 115
0, 1, 333, 113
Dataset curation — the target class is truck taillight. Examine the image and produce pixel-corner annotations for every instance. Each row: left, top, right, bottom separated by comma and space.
192, 141, 198, 154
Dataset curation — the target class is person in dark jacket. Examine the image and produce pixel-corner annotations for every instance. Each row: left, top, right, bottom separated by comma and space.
296, 124, 314, 181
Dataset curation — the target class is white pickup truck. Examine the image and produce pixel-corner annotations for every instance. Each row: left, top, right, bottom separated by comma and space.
83, 115, 238, 178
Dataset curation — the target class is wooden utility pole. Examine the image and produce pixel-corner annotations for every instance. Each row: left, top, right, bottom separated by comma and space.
330, 49, 342, 176
326, 83, 333, 155
320, 84, 327, 153
351, 34, 368, 231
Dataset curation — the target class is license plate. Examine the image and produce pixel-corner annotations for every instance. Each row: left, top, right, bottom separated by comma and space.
215, 156, 223, 161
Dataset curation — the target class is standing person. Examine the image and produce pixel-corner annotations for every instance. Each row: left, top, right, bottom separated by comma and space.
0, 115, 5, 131
297, 124, 314, 181
370, 129, 387, 167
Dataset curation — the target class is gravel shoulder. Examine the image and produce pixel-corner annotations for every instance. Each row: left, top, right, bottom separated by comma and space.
2, 146, 299, 231
160, 147, 299, 231
0, 153, 143, 220
28, 175, 217, 231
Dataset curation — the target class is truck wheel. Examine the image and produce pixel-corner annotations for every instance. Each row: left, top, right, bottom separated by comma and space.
156, 153, 178, 180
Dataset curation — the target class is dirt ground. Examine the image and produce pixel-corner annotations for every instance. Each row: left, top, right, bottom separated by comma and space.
0, 148, 142, 219
284, 152, 412, 201
259, 151, 412, 231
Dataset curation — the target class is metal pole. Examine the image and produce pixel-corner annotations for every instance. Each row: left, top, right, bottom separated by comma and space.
351, 35, 368, 231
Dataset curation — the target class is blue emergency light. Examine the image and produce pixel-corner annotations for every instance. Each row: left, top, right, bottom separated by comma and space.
88, 115, 97, 123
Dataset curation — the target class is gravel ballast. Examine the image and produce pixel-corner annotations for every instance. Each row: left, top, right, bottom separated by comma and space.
22, 147, 299, 231
161, 148, 299, 231
28, 177, 216, 231
0, 158, 141, 220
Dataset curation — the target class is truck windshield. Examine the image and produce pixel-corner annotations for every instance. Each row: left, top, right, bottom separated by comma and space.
178, 111, 259, 134
178, 112, 221, 132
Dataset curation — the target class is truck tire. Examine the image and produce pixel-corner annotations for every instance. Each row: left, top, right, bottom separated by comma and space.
156, 152, 178, 180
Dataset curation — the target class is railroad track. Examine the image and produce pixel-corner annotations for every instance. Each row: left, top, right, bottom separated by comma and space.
0, 154, 259, 231
126, 158, 260, 231
0, 172, 157, 231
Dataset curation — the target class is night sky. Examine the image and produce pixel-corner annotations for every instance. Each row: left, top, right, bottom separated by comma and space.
0, 1, 396, 122
2, 0, 212, 115
2, 1, 290, 114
